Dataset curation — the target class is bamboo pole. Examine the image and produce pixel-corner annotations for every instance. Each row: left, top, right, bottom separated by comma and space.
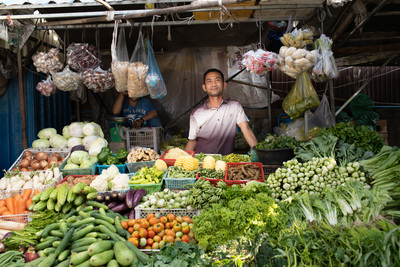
17, 50, 28, 149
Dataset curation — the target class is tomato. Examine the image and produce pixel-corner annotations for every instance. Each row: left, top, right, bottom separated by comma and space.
146, 213, 155, 221
167, 213, 175, 222
152, 242, 160, 249
128, 227, 134, 234
165, 222, 172, 229
121, 221, 129, 230
147, 238, 154, 246
166, 229, 175, 237
181, 235, 190, 243
140, 220, 150, 229
148, 230, 156, 239
133, 223, 141, 231
128, 219, 136, 227
181, 224, 190, 234
182, 216, 191, 224
173, 223, 181, 232
149, 217, 158, 226
131, 231, 140, 239
153, 235, 161, 243
165, 235, 175, 243
159, 216, 168, 224
153, 223, 163, 233
175, 216, 183, 223
139, 228, 148, 238
128, 237, 139, 247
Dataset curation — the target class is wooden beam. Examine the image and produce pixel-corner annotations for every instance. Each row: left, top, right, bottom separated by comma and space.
17, 50, 28, 149
335, 50, 399, 66
331, 8, 355, 43
336, 43, 400, 54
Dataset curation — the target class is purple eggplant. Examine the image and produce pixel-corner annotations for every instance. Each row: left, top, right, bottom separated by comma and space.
101, 201, 107, 206
96, 194, 104, 202
111, 202, 129, 213
107, 201, 120, 209
110, 191, 118, 199
104, 194, 111, 202
118, 192, 126, 202
125, 189, 136, 209
128, 209, 135, 220
132, 189, 147, 208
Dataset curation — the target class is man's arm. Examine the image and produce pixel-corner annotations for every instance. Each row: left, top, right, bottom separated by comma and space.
238, 121, 258, 148
142, 110, 158, 122
185, 140, 197, 151
112, 93, 125, 115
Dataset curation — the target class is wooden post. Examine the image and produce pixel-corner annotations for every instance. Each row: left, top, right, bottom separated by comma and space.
329, 79, 335, 123
266, 73, 272, 132
17, 49, 28, 149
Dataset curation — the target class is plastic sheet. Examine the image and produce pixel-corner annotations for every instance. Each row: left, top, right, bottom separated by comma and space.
83, 67, 115, 93
242, 49, 279, 74
310, 34, 339, 82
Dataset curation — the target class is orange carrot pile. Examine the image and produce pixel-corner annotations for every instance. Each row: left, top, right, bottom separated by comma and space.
0, 189, 34, 216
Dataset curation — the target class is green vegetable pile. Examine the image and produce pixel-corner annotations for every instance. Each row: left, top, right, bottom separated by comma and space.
185, 179, 227, 209
194, 152, 222, 162
222, 153, 251, 163
197, 168, 225, 179
0, 251, 25, 266
160, 133, 188, 151
166, 166, 197, 179
316, 122, 384, 154
255, 134, 299, 150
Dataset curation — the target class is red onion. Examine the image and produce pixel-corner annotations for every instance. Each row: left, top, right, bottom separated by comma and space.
24, 244, 39, 262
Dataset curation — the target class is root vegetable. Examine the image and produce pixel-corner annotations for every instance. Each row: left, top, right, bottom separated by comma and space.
36, 152, 48, 161
19, 159, 31, 169
23, 151, 33, 159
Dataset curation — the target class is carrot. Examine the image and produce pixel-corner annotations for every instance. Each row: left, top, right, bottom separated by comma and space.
22, 189, 32, 200
2, 211, 13, 216
26, 198, 33, 211
0, 200, 5, 208
0, 206, 8, 215
13, 195, 23, 214
5, 197, 14, 215
16, 198, 26, 215
32, 189, 39, 196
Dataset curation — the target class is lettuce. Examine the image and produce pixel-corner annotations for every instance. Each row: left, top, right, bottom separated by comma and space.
32, 139, 50, 148
68, 122, 85, 138
49, 134, 68, 148
67, 137, 83, 148
38, 128, 57, 140
70, 150, 90, 165
82, 122, 102, 136
89, 137, 108, 156
62, 125, 71, 139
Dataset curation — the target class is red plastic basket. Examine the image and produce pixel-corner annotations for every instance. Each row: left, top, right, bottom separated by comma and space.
159, 150, 195, 166
224, 162, 264, 186
196, 172, 224, 187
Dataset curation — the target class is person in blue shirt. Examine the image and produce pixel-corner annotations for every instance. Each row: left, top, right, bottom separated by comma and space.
112, 92, 162, 128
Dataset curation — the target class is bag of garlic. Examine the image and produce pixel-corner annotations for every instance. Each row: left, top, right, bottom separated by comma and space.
52, 66, 83, 92
83, 66, 115, 93
145, 40, 167, 99
127, 31, 149, 98
111, 22, 129, 92
282, 72, 320, 119
32, 48, 63, 74
36, 76, 57, 97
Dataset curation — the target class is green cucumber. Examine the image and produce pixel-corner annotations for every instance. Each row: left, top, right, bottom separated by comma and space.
55, 227, 74, 257
76, 259, 92, 267
71, 217, 95, 228
115, 216, 128, 238
64, 209, 77, 220
62, 202, 73, 214
58, 250, 70, 262
98, 225, 125, 242
71, 237, 97, 250
70, 251, 90, 266
125, 240, 150, 264
84, 186, 97, 194
24, 257, 46, 267
81, 206, 94, 212
86, 200, 108, 210
78, 211, 91, 219
94, 219, 116, 233
43, 247, 56, 256
114, 241, 135, 266
59, 222, 68, 235
87, 240, 114, 256
86, 192, 98, 200
71, 244, 91, 253
71, 225, 95, 242
74, 194, 87, 206
35, 237, 60, 250
52, 240, 61, 248
91, 212, 114, 225
90, 250, 114, 266
38, 254, 56, 267
55, 258, 70, 267
50, 230, 64, 238
107, 259, 119, 267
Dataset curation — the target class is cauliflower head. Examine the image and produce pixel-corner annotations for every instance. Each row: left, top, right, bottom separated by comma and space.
111, 174, 130, 191
90, 177, 108, 192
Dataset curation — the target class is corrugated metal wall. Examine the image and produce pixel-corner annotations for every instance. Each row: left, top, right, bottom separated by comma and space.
0, 67, 71, 172
271, 66, 400, 105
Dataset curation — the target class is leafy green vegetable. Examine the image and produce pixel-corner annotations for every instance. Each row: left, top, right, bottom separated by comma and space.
255, 134, 300, 150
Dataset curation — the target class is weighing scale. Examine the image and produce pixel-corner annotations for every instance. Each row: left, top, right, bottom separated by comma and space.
109, 117, 128, 142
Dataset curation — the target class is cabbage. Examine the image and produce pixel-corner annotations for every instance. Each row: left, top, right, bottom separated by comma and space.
38, 128, 57, 140
82, 135, 98, 150
32, 139, 50, 148
64, 163, 79, 169
80, 159, 93, 169
89, 137, 108, 156
70, 150, 90, 165
82, 122, 102, 137
67, 137, 83, 148
90, 155, 98, 164
67, 157, 73, 164
68, 122, 85, 138
62, 126, 71, 139
49, 134, 68, 148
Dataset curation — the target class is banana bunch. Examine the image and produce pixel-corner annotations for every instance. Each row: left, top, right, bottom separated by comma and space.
280, 30, 313, 48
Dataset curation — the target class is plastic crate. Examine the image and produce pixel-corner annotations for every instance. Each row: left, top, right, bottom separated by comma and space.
195, 172, 224, 187
163, 166, 197, 189
59, 155, 97, 176
126, 161, 155, 174
134, 208, 202, 219
224, 162, 264, 186
128, 173, 163, 194
97, 162, 126, 174
8, 148, 70, 173
159, 150, 195, 167
126, 127, 163, 153
0, 213, 32, 223
0, 172, 64, 199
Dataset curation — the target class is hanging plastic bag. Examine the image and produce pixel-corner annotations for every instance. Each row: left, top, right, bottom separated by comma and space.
69, 83, 87, 103
36, 76, 57, 97
67, 43, 101, 72
308, 94, 335, 129
127, 31, 149, 98
310, 34, 339, 82
52, 66, 83, 92
32, 48, 63, 74
111, 22, 129, 92
83, 66, 115, 93
145, 40, 167, 99
242, 49, 279, 74
280, 28, 314, 48
282, 72, 320, 119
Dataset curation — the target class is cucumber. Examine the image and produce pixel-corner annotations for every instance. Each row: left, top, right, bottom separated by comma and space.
55, 227, 74, 257
115, 216, 128, 238
72, 182, 87, 194
66, 215, 78, 223
98, 225, 125, 242
85, 232, 98, 238
64, 209, 77, 220
58, 250, 70, 262
94, 219, 117, 233
67, 189, 77, 203
40, 186, 55, 201
71, 244, 91, 253
114, 241, 135, 266
81, 206, 94, 213
62, 202, 73, 214
86, 192, 98, 200
71, 225, 95, 241
107, 259, 119, 267
43, 247, 56, 256
86, 200, 109, 210
74, 194, 87, 206
90, 250, 114, 266
84, 186, 97, 194
71, 217, 95, 228
91, 212, 114, 225
71, 237, 97, 250
38, 254, 56, 267
76, 203, 86, 211
87, 240, 114, 256
35, 237, 60, 250
50, 230, 64, 238
24, 257, 46, 267
99, 207, 107, 216
47, 198, 55, 210
41, 222, 60, 237
78, 211, 91, 219
76, 259, 92, 267
70, 251, 90, 266
125, 240, 150, 264
55, 258, 70, 267
52, 240, 61, 248
54, 202, 62, 212
32, 191, 44, 202
59, 222, 68, 235
49, 187, 59, 200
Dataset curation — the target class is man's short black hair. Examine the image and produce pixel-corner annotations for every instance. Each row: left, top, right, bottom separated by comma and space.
203, 68, 224, 84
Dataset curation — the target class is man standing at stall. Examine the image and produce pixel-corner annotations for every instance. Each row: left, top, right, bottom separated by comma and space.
185, 68, 258, 155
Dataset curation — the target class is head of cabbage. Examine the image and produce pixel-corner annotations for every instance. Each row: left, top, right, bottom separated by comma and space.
82, 135, 98, 151
49, 134, 68, 148
70, 150, 90, 165
89, 137, 108, 156
32, 139, 50, 148
80, 158, 94, 169
68, 122, 86, 138
38, 128, 57, 140
82, 122, 102, 137
64, 163, 79, 169
67, 137, 83, 148
62, 125, 71, 139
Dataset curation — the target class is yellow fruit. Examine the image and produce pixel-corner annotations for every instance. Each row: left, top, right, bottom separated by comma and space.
182, 157, 199, 171
203, 156, 215, 169
174, 156, 185, 167
155, 159, 168, 172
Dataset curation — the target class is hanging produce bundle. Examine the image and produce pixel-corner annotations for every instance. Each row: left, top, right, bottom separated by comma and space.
278, 46, 318, 78
282, 72, 320, 119
242, 49, 279, 74
67, 43, 101, 72
280, 28, 314, 48
310, 34, 339, 82
83, 67, 115, 93
36, 76, 57, 97
52, 66, 83, 92
111, 22, 129, 92
32, 48, 63, 74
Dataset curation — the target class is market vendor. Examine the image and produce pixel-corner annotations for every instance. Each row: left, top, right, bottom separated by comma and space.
112, 92, 162, 129
185, 68, 258, 155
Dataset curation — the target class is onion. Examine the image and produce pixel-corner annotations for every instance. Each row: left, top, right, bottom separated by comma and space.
23, 151, 33, 159
20, 168, 28, 172
19, 158, 31, 169
39, 160, 48, 169
35, 152, 48, 161
24, 244, 39, 263
31, 161, 41, 171
51, 153, 62, 161
48, 160, 58, 167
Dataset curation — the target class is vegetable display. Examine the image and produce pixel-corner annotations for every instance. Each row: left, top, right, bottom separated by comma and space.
137, 189, 191, 210
255, 134, 299, 150
185, 179, 227, 210
10, 151, 65, 172
0, 188, 33, 218
226, 163, 262, 181
166, 166, 197, 179
90, 165, 130, 191
127, 147, 159, 163
129, 166, 164, 185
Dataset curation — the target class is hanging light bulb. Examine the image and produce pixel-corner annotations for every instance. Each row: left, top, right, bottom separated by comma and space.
327, 0, 352, 8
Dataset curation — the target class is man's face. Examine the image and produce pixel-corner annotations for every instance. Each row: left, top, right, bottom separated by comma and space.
202, 72, 226, 97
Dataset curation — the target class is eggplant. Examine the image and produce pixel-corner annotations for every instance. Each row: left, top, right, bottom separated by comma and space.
132, 189, 147, 208
118, 192, 126, 202
111, 202, 129, 213
107, 201, 120, 209
96, 194, 104, 202
125, 189, 136, 209
104, 193, 111, 202
101, 201, 107, 206
110, 191, 118, 199
128, 209, 135, 220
